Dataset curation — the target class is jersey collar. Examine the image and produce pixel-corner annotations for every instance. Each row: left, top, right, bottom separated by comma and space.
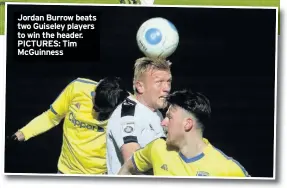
179, 152, 204, 163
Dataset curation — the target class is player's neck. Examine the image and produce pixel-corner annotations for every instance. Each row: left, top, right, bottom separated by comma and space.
135, 94, 156, 112
179, 134, 207, 159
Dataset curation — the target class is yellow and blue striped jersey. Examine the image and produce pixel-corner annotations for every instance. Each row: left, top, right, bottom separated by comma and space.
132, 138, 250, 177
20, 78, 108, 174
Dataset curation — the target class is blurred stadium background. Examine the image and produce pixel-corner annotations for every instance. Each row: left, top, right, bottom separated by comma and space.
0, 0, 280, 35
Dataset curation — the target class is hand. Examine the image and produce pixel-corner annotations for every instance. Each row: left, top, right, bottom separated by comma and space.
14, 131, 25, 141
5, 131, 25, 150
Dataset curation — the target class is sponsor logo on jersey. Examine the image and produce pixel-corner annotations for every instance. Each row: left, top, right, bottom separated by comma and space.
69, 112, 104, 132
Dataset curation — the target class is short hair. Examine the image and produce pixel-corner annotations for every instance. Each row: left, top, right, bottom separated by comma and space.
133, 57, 172, 93
166, 90, 211, 132
94, 76, 129, 120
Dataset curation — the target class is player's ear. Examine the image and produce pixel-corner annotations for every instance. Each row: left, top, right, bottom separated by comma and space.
135, 81, 144, 94
184, 117, 194, 132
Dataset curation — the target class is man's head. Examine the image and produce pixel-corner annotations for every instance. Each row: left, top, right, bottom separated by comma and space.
133, 57, 172, 111
93, 76, 129, 121
161, 90, 211, 148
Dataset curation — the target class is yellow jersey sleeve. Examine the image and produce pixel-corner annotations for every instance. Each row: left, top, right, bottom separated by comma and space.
19, 110, 62, 140
226, 159, 250, 177
50, 80, 74, 117
132, 140, 155, 173
19, 81, 74, 141
132, 138, 165, 173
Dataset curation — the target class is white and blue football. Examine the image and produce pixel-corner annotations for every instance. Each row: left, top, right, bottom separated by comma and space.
136, 17, 179, 58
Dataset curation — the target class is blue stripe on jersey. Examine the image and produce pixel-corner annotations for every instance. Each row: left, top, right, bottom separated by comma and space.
179, 152, 204, 163
75, 79, 97, 85
91, 91, 95, 97
50, 105, 58, 115
214, 147, 249, 177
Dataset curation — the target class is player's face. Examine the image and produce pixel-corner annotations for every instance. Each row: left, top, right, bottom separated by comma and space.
142, 68, 171, 110
161, 105, 184, 148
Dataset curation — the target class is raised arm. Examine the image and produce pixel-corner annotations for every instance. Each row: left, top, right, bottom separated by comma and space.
14, 80, 74, 141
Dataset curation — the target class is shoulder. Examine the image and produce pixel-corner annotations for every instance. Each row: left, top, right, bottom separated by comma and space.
155, 137, 167, 145
68, 78, 98, 91
147, 137, 167, 150
212, 147, 250, 177
108, 97, 137, 129
72, 78, 98, 86
120, 97, 137, 117
226, 158, 250, 177
109, 97, 137, 120
65, 78, 97, 97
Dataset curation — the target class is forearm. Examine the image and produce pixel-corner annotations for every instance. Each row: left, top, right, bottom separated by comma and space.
122, 143, 141, 162
118, 157, 136, 175
19, 110, 62, 141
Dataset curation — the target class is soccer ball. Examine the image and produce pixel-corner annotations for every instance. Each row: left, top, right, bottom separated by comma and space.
136, 17, 179, 59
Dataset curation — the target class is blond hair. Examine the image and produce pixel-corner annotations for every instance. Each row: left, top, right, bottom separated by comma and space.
133, 57, 172, 93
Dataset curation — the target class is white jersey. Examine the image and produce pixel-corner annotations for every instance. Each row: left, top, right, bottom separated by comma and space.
106, 96, 166, 175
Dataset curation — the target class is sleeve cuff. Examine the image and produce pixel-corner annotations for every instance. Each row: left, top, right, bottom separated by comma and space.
18, 127, 30, 141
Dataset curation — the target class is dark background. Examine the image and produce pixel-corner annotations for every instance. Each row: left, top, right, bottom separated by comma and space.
5, 5, 276, 178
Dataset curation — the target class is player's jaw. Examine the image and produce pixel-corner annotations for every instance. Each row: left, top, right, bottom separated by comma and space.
161, 114, 176, 149
157, 95, 168, 109
166, 126, 175, 146
166, 134, 179, 150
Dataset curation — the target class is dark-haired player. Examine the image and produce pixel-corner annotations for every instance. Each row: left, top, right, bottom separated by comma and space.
7, 77, 129, 174
118, 90, 250, 177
